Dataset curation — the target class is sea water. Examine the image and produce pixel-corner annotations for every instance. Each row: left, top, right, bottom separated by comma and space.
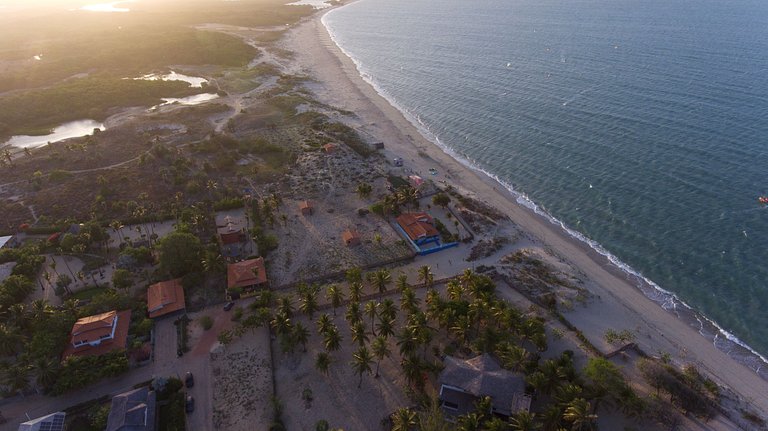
323, 0, 768, 374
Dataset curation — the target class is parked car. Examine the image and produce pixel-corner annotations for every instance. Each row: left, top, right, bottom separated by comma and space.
185, 372, 194, 388
223, 301, 235, 311
185, 395, 195, 413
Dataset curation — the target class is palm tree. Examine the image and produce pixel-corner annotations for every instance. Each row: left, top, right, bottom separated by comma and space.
484, 417, 510, 431
364, 301, 378, 335
351, 321, 369, 347
33, 357, 58, 390
323, 327, 342, 352
316, 314, 332, 336
510, 411, 540, 431
554, 384, 583, 408
372, 269, 391, 300
315, 352, 331, 375
345, 267, 362, 285
326, 284, 344, 316
350, 345, 374, 388
30, 299, 52, 322
425, 289, 443, 322
496, 341, 529, 372
299, 287, 319, 320
379, 299, 397, 322
371, 336, 391, 377
4, 364, 29, 394
457, 413, 482, 431
376, 316, 396, 339
395, 273, 409, 291
563, 398, 597, 431
292, 323, 310, 352
345, 301, 362, 325
417, 265, 434, 288
0, 324, 21, 356
530, 359, 567, 398
271, 313, 292, 337
349, 282, 363, 303
277, 295, 294, 318
396, 326, 419, 358
355, 182, 373, 199
391, 407, 417, 431
400, 287, 420, 315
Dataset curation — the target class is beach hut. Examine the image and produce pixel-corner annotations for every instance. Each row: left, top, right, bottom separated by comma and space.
342, 229, 361, 247
299, 200, 314, 216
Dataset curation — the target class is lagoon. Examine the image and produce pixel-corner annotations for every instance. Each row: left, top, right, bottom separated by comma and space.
2, 120, 104, 149
132, 71, 208, 88
157, 93, 219, 108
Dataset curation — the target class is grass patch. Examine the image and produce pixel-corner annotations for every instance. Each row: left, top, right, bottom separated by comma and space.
70, 286, 107, 301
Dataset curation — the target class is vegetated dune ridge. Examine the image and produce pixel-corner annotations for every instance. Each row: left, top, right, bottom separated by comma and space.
281, 2, 768, 416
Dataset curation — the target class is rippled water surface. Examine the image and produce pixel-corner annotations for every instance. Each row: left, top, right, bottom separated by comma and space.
324, 0, 768, 360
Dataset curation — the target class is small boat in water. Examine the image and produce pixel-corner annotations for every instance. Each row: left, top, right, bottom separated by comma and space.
758, 196, 768, 204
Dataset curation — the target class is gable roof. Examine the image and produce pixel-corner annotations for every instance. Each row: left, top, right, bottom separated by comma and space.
71, 310, 117, 342
147, 278, 185, 318
106, 387, 156, 431
0, 235, 13, 249
438, 354, 525, 415
227, 257, 267, 289
63, 310, 131, 359
396, 212, 438, 241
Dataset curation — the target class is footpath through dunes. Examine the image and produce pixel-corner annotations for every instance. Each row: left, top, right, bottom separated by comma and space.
282, 11, 768, 416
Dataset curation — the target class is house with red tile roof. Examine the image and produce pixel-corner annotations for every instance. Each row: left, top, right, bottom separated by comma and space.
147, 278, 185, 319
396, 212, 440, 245
227, 257, 268, 296
62, 309, 131, 359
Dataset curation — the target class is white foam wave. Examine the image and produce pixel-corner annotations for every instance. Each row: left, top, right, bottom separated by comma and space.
320, 8, 768, 371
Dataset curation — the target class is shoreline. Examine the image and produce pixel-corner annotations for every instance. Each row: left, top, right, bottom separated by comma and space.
320, 7, 768, 374
287, 1, 768, 415
316, 1, 768, 377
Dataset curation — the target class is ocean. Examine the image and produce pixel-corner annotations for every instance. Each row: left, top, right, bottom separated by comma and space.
322, 0, 768, 374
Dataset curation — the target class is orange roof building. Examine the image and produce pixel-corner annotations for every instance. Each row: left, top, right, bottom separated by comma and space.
396, 212, 440, 245
342, 229, 361, 247
323, 143, 337, 153
147, 278, 186, 319
63, 309, 131, 359
227, 257, 268, 291
299, 200, 314, 216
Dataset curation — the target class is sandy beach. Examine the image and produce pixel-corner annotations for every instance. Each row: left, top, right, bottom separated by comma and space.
282, 6, 768, 417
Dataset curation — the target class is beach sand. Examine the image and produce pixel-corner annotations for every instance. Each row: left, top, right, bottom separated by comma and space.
284, 9, 768, 417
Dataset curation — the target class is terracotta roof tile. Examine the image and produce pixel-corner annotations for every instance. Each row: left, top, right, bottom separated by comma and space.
227, 257, 267, 289
147, 278, 185, 318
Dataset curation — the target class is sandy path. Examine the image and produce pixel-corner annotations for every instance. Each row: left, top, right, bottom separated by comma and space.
284, 10, 768, 416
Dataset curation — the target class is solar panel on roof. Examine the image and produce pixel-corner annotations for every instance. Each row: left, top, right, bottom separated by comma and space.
35, 413, 65, 431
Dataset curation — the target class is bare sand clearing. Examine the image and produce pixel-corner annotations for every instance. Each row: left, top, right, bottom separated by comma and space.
283, 10, 768, 416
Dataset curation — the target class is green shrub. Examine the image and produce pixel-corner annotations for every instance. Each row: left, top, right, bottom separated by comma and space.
200, 316, 213, 330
